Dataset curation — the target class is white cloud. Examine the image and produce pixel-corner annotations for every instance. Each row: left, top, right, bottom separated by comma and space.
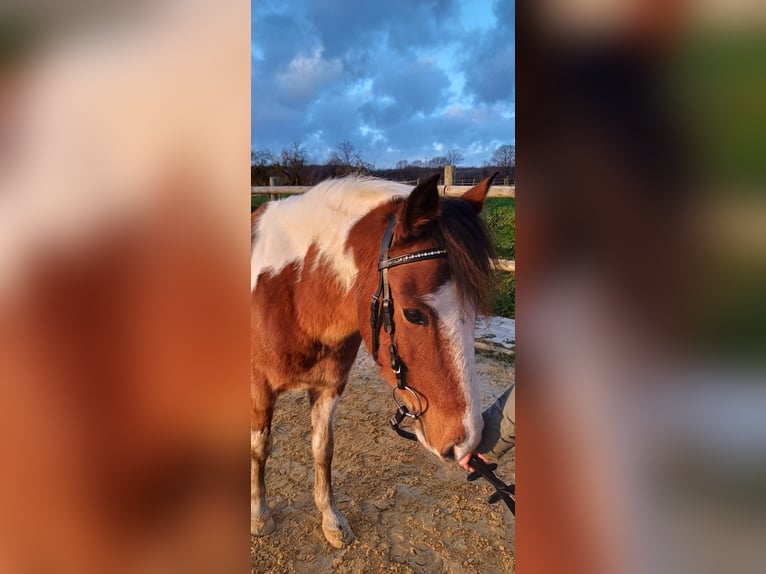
276, 48, 343, 105
252, 0, 515, 168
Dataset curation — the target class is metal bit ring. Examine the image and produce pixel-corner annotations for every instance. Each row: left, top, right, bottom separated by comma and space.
392, 385, 422, 418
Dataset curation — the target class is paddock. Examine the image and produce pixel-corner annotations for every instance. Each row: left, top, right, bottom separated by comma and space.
250, 347, 515, 573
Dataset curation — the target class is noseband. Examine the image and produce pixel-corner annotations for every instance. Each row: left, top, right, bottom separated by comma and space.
369, 216, 447, 441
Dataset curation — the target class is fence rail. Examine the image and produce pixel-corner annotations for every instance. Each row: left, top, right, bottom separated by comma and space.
251, 184, 515, 199
494, 259, 515, 272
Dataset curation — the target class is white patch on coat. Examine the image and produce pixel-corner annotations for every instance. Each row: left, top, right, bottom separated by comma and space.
251, 177, 410, 292
424, 281, 483, 461
251, 428, 271, 459
311, 393, 340, 512
311, 394, 339, 456
413, 425, 444, 459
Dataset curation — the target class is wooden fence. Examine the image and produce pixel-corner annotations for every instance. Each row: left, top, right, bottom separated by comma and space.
252, 184, 515, 200
252, 166, 516, 273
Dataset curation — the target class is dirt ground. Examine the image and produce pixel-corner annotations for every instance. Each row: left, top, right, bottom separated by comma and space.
251, 349, 515, 574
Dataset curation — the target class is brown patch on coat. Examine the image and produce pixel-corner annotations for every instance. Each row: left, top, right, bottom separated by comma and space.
251, 244, 361, 402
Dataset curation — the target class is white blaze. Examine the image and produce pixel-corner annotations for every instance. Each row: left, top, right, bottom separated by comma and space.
424, 281, 483, 461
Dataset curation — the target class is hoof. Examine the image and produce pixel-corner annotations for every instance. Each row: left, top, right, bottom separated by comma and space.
251, 514, 276, 537
322, 520, 355, 548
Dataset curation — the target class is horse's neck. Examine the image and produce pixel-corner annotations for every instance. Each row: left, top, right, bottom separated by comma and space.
290, 248, 363, 346
253, 184, 402, 294
254, 180, 403, 344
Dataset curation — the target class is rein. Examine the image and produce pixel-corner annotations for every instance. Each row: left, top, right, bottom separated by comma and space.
466, 455, 516, 516
369, 216, 446, 441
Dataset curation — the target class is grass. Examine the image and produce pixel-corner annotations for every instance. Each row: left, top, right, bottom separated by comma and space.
489, 269, 515, 319
251, 194, 268, 212
483, 198, 515, 260
250, 194, 516, 319
483, 198, 515, 319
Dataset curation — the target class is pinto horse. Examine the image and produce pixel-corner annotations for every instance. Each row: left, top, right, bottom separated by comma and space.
251, 173, 497, 547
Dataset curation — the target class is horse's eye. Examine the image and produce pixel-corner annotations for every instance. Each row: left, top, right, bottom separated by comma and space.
403, 308, 429, 326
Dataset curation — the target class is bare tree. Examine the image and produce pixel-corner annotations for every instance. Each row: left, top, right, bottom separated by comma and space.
280, 141, 308, 185
395, 159, 409, 170
251, 148, 276, 185
491, 144, 515, 176
427, 155, 449, 168
327, 140, 355, 167
445, 148, 464, 166
327, 140, 373, 176
251, 148, 275, 166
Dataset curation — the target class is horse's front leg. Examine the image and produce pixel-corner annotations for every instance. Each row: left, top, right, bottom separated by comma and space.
310, 388, 355, 548
252, 375, 276, 536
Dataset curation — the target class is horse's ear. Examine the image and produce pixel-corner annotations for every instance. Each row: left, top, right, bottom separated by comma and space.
401, 173, 441, 238
461, 172, 498, 213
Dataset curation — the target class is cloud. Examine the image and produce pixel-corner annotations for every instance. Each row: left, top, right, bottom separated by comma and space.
251, 0, 515, 168
373, 59, 450, 116
303, 0, 460, 59
460, 0, 515, 105
375, 101, 515, 166
463, 42, 515, 104
251, 12, 314, 75
275, 49, 343, 106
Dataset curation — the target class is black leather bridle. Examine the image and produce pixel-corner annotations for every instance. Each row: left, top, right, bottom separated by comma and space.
369, 215, 447, 441
369, 212, 517, 517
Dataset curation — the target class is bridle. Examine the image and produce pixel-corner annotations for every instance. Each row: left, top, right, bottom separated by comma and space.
369, 212, 517, 517
369, 215, 447, 442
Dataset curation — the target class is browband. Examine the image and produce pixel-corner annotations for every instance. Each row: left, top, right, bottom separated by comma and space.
379, 248, 448, 270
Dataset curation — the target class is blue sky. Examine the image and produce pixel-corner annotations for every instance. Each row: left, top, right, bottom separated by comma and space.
252, 0, 514, 168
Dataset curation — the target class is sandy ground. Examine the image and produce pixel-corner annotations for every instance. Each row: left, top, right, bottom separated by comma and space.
251, 349, 515, 574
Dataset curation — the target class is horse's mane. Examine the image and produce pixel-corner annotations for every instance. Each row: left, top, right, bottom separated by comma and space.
436, 198, 496, 314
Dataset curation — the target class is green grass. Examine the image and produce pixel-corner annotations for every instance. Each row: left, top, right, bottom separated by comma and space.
482, 198, 515, 319
489, 269, 515, 319
251, 195, 268, 212
483, 198, 515, 260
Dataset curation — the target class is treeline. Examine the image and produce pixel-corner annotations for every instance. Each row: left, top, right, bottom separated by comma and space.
252, 141, 515, 186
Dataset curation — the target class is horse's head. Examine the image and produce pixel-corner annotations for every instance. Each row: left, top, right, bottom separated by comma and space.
354, 173, 497, 463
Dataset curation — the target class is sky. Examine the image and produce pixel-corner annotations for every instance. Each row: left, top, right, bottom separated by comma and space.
251, 0, 514, 169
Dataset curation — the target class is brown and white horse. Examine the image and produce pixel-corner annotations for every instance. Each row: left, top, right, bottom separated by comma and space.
251, 173, 496, 547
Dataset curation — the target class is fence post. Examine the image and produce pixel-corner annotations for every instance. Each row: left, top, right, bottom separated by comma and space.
268, 176, 279, 201
443, 165, 454, 196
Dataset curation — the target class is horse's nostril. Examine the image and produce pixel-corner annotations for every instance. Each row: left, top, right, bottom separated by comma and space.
441, 435, 466, 461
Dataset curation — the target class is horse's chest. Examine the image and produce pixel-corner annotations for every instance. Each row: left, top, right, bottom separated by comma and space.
252, 254, 362, 390
251, 290, 361, 390
256, 332, 361, 391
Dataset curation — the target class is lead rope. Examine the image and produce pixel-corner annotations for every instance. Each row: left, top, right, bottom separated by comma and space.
466, 455, 516, 516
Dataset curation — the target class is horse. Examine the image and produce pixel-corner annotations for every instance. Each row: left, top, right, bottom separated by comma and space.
251, 173, 497, 547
